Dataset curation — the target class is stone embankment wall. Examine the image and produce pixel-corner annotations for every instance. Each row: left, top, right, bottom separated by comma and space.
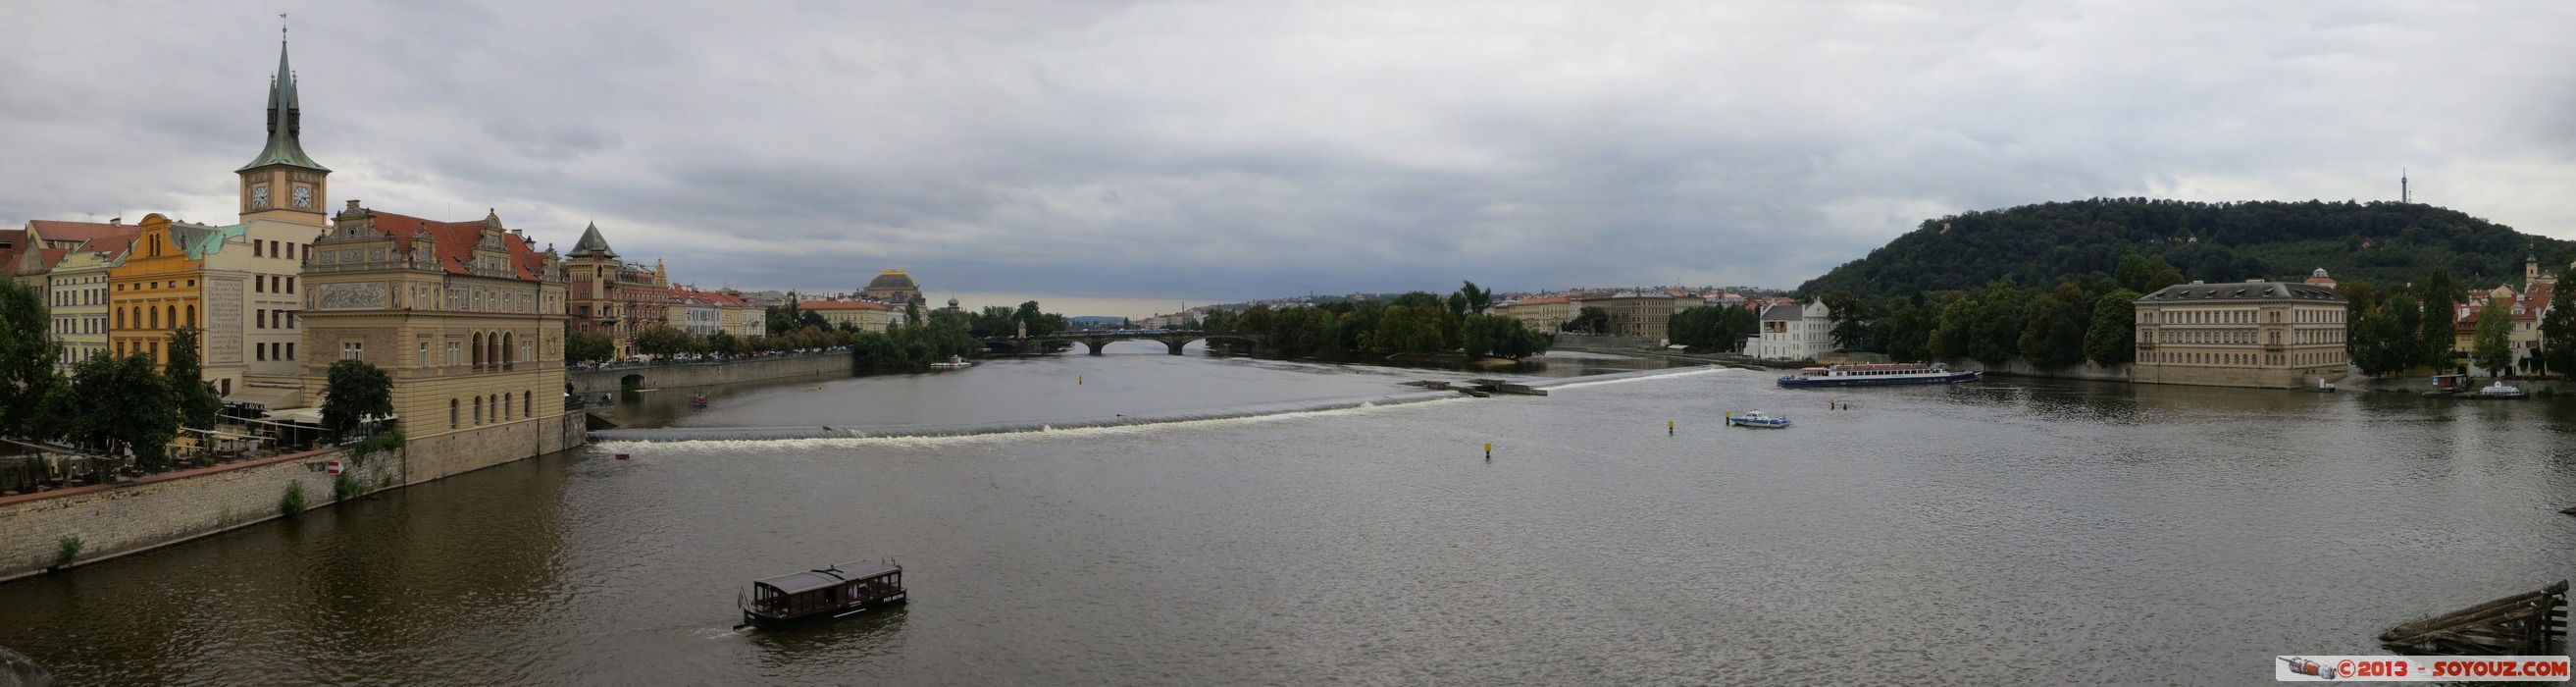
0, 446, 396, 583
0, 410, 590, 583
565, 351, 851, 395
406, 410, 586, 483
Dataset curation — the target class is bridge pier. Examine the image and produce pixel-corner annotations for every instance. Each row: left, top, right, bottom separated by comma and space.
1165, 340, 1187, 355
1085, 341, 1107, 355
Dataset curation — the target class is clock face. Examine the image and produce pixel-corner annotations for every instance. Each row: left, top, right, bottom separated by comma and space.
251, 185, 270, 208
292, 185, 313, 208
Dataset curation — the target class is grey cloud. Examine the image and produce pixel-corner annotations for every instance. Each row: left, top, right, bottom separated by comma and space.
4, 1, 2575, 309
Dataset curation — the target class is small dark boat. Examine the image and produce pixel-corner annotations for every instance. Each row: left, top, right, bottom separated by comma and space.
740, 559, 906, 630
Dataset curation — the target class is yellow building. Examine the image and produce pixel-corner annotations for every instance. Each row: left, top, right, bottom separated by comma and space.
1502, 295, 1571, 332
2131, 280, 2347, 389
801, 299, 899, 333
107, 214, 211, 366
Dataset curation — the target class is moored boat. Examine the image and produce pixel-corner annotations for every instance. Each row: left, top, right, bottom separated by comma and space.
1726, 410, 1791, 429
739, 559, 907, 630
1777, 362, 1979, 388
928, 355, 973, 369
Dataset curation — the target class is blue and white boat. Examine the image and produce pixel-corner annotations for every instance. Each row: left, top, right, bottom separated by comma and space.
1726, 410, 1791, 429
1777, 362, 1979, 388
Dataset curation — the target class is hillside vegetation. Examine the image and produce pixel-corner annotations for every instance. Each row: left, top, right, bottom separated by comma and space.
1797, 198, 2570, 298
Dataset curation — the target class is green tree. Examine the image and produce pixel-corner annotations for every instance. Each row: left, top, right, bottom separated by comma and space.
1456, 281, 1495, 315
321, 358, 395, 441
633, 325, 696, 357
2081, 289, 2141, 364
164, 327, 222, 430
2541, 267, 2576, 377
0, 276, 60, 437
2415, 268, 2462, 370
1564, 306, 1610, 334
1822, 291, 1867, 350
706, 331, 742, 357
69, 353, 177, 472
1460, 313, 1548, 359
2114, 253, 2187, 294
2470, 294, 2513, 377
565, 324, 616, 364
2016, 291, 2087, 366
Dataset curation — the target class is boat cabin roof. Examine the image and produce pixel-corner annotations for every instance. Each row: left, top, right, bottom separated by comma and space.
754, 559, 900, 595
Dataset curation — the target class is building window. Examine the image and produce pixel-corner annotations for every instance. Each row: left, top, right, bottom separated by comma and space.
474, 396, 483, 424
286, 343, 295, 360
257, 310, 267, 329
285, 277, 294, 293
340, 342, 361, 361
420, 342, 431, 368
451, 398, 459, 428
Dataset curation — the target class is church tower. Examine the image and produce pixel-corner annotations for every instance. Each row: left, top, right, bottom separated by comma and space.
237, 35, 330, 226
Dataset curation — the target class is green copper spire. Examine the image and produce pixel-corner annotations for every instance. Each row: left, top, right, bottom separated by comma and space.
238, 36, 329, 172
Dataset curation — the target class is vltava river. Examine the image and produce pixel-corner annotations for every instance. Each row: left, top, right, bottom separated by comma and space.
2, 347, 2571, 685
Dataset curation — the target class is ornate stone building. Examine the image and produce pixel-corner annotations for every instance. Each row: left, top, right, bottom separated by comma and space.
246, 36, 581, 476
863, 269, 926, 307
2131, 280, 2347, 389
563, 223, 676, 358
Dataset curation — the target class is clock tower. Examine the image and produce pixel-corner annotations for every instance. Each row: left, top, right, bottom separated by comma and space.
238, 36, 330, 226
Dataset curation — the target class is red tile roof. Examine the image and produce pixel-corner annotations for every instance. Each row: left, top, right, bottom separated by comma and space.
360, 211, 546, 281
79, 231, 140, 261
25, 220, 129, 247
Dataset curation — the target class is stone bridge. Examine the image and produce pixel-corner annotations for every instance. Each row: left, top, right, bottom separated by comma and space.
981, 330, 1268, 356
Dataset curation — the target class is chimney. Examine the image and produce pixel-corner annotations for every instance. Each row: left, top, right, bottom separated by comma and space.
110, 217, 122, 227
345, 199, 360, 210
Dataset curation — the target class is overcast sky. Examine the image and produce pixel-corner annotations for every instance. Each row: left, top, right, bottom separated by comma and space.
6, 1, 2573, 316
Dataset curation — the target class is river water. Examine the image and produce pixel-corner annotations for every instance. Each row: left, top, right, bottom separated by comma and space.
3, 346, 2571, 685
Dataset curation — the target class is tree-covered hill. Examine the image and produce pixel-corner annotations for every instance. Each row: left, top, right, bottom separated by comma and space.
1796, 198, 2571, 298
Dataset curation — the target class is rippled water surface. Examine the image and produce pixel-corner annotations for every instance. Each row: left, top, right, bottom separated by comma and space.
3, 350, 2572, 685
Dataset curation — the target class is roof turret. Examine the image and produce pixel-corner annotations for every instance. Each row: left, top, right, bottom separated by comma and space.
567, 222, 618, 258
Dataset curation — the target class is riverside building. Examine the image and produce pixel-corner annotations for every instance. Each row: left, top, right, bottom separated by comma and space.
2130, 279, 2348, 389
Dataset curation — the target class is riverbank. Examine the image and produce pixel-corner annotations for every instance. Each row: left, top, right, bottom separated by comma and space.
0, 409, 584, 583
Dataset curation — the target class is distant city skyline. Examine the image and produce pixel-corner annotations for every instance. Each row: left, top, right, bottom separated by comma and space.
5, 2, 2573, 304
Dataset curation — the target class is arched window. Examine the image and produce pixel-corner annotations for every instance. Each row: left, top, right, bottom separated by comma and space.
451, 398, 460, 428
186, 304, 196, 328
502, 333, 514, 366
148, 307, 159, 329
471, 333, 484, 366
474, 396, 484, 424
116, 308, 125, 328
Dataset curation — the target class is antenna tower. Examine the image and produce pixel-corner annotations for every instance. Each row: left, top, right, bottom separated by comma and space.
2401, 169, 2410, 204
